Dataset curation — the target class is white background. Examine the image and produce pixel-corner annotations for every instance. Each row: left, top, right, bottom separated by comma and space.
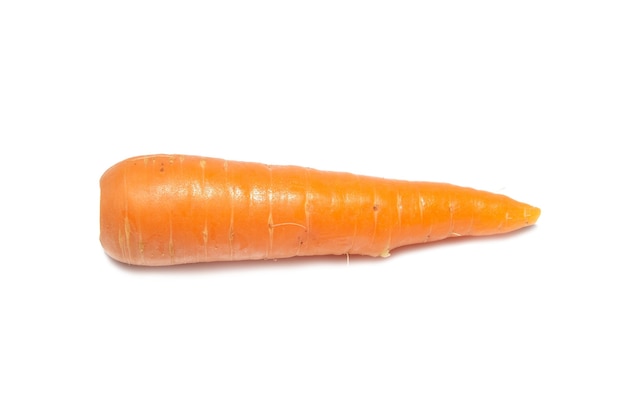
1, 1, 625, 418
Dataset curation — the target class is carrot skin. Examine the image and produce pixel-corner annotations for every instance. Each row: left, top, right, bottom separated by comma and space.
100, 154, 541, 266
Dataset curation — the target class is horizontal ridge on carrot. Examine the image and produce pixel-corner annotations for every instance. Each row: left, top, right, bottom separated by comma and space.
100, 154, 540, 266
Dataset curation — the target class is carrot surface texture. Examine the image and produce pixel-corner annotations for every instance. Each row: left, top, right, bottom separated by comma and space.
100, 154, 541, 266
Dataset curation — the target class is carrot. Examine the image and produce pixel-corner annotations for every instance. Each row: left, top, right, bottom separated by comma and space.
100, 154, 540, 266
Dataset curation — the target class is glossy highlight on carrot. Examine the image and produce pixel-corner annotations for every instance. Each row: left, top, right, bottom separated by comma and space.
100, 154, 540, 266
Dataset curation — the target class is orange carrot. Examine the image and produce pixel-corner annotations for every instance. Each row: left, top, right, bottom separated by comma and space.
100, 154, 540, 266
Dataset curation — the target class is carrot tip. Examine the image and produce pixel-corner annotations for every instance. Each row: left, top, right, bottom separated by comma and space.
527, 206, 541, 225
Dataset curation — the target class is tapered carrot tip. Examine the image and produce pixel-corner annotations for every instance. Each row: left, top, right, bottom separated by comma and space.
527, 205, 541, 226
